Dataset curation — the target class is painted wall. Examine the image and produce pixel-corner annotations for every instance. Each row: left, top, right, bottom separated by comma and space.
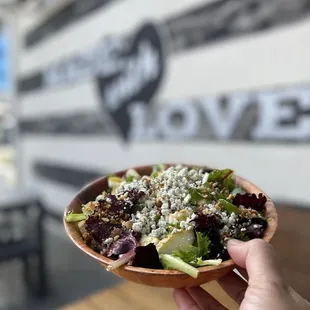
17, 0, 310, 214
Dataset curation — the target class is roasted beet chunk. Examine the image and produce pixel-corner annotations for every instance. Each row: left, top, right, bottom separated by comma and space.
233, 193, 267, 213
108, 232, 138, 257
105, 190, 145, 215
240, 217, 268, 239
85, 216, 117, 243
85, 189, 145, 246
133, 244, 163, 269
193, 213, 224, 232
192, 213, 224, 258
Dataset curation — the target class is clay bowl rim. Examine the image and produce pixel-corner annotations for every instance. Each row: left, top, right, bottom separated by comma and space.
64, 163, 278, 276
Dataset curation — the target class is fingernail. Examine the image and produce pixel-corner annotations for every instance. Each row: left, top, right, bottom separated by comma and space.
228, 239, 244, 247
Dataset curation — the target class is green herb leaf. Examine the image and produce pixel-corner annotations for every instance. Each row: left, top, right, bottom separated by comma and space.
188, 188, 206, 203
160, 254, 199, 278
218, 199, 240, 215
208, 169, 232, 182
208, 169, 235, 191
66, 213, 87, 222
214, 192, 228, 201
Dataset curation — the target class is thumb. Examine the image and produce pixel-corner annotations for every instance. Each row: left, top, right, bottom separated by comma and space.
227, 239, 284, 286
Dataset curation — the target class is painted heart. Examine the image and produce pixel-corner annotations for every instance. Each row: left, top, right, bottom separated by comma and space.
95, 22, 166, 140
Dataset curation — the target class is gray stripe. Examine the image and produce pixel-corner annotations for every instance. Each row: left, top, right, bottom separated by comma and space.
34, 161, 107, 189
165, 0, 310, 53
25, 0, 123, 48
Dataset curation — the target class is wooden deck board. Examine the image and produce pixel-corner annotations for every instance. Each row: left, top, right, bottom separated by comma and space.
61, 281, 238, 310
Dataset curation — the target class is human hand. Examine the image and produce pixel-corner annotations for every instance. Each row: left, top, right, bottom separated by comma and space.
173, 239, 310, 309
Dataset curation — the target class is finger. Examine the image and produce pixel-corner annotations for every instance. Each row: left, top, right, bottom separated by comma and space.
217, 271, 248, 304
186, 287, 228, 310
228, 239, 284, 285
173, 289, 200, 310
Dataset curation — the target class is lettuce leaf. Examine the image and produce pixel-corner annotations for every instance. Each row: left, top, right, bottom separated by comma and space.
172, 232, 211, 267
218, 199, 241, 215
208, 169, 235, 191
160, 254, 199, 278
196, 232, 211, 257
172, 244, 198, 263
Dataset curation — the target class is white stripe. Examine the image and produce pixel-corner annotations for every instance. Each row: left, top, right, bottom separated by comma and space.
20, 80, 98, 117
20, 136, 310, 207
160, 19, 310, 100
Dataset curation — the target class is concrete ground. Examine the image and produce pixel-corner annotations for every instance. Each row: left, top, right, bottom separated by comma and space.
0, 219, 121, 310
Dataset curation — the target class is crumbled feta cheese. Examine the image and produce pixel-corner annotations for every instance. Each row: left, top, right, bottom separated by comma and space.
180, 221, 187, 229
202, 172, 209, 184
132, 222, 143, 233
178, 168, 188, 177
183, 194, 191, 204
158, 220, 166, 228
190, 213, 197, 220
104, 237, 113, 245
95, 194, 105, 201
117, 165, 206, 238
228, 213, 237, 225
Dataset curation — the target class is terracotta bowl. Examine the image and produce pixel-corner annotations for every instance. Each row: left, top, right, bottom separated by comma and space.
64, 164, 278, 288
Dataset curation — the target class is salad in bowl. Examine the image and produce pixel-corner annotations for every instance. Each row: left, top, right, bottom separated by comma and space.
65, 164, 274, 280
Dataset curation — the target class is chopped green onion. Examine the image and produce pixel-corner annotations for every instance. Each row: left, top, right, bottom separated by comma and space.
66, 213, 87, 222
150, 171, 159, 178
195, 258, 222, 267
107, 176, 123, 188
125, 169, 141, 181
